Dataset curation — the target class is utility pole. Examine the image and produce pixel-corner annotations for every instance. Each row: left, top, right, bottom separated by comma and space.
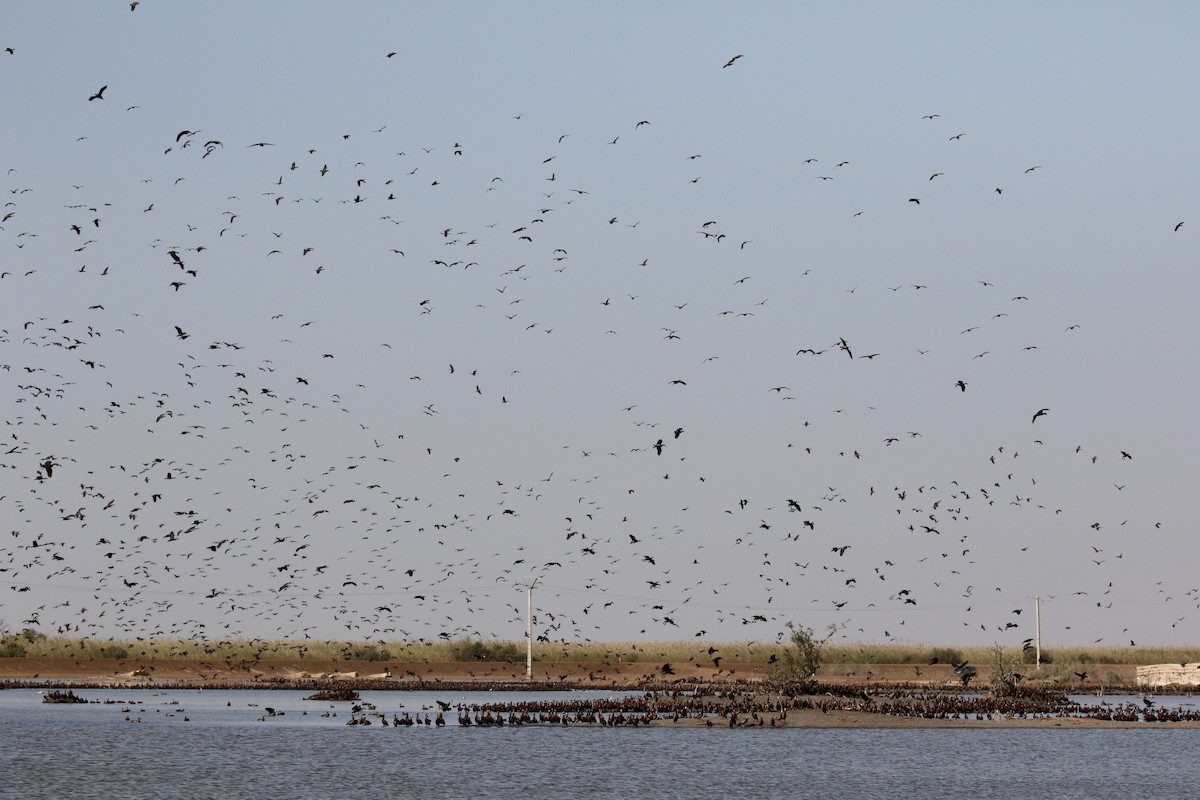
518, 576, 540, 680
1030, 595, 1042, 668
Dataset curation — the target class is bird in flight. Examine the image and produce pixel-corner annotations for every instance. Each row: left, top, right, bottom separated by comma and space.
1032, 408, 1050, 423
88, 85, 107, 101
723, 54, 744, 68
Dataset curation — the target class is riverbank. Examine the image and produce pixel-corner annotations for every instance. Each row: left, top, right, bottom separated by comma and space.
0, 656, 1146, 687
6, 666, 1200, 729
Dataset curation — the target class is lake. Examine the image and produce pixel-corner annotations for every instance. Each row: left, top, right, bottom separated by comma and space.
2, 688, 1198, 799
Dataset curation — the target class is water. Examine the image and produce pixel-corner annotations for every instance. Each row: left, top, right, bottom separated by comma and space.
2, 688, 1198, 799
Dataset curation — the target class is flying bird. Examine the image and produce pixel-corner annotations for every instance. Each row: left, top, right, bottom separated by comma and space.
722, 54, 744, 68
88, 85, 107, 101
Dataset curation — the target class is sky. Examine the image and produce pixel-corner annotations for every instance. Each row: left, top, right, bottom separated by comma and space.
1, 2, 1197, 651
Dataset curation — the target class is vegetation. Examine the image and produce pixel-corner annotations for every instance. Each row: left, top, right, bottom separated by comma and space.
0, 640, 27, 658
450, 638, 523, 662
0, 628, 45, 657
1022, 646, 1052, 664
988, 643, 1022, 696
95, 645, 129, 660
344, 645, 391, 662
927, 647, 965, 666
765, 622, 843, 694
0, 635, 1193, 671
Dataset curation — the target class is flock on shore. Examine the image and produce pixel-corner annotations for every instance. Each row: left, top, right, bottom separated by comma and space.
33, 686, 1200, 727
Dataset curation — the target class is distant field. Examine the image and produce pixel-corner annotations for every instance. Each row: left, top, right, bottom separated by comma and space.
2, 635, 1196, 671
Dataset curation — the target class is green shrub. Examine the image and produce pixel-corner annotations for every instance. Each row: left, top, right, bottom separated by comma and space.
929, 647, 964, 665
852, 647, 901, 665
345, 645, 392, 661
766, 622, 843, 694
1022, 647, 1051, 664
0, 640, 27, 658
449, 639, 522, 662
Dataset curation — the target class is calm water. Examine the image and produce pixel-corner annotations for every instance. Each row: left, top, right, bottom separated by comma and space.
2, 688, 1198, 800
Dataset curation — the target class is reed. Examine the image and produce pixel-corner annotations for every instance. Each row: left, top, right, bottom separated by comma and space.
2, 636, 1196, 668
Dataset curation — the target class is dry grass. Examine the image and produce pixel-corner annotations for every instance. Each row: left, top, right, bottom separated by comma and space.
2, 636, 1196, 670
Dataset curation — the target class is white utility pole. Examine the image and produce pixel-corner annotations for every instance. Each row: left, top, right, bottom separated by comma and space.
1030, 595, 1042, 668
518, 576, 540, 680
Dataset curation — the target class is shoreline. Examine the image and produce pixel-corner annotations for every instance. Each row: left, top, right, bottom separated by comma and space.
6, 657, 1200, 728
0, 656, 1162, 693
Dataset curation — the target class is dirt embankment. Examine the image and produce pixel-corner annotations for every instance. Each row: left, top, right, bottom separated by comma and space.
0, 657, 1138, 690
1, 656, 765, 686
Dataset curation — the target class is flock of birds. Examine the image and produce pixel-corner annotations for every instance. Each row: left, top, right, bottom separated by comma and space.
0, 21, 1192, 655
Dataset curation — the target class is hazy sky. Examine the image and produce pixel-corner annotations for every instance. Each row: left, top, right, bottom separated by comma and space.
1, 2, 1197, 650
